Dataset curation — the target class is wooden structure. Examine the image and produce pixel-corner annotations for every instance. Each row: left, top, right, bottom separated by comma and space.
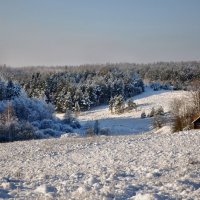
192, 116, 200, 129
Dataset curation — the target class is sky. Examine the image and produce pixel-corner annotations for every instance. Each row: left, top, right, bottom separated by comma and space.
0, 0, 200, 67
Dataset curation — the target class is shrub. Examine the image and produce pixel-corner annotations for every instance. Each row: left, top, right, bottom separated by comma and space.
155, 106, 164, 116
60, 124, 73, 133
62, 109, 81, 129
40, 119, 54, 129
149, 107, 155, 117
0, 121, 38, 142
152, 115, 165, 129
141, 111, 146, 118
170, 99, 195, 132
127, 100, 137, 110
85, 126, 95, 137
40, 128, 60, 137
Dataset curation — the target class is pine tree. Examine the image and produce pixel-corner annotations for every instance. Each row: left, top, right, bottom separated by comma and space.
113, 95, 125, 114
65, 92, 73, 111
81, 92, 92, 110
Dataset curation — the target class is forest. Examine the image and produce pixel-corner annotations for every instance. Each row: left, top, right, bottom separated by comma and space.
1, 61, 200, 141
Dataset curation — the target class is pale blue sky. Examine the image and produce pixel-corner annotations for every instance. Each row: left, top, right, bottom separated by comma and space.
0, 0, 200, 66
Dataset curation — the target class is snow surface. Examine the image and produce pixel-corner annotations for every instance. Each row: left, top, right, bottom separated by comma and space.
1, 88, 199, 200
0, 128, 200, 199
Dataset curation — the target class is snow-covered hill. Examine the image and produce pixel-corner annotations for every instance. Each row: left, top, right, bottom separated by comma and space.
58, 87, 189, 135
0, 128, 200, 199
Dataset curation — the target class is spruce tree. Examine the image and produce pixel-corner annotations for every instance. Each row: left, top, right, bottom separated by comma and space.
113, 95, 125, 114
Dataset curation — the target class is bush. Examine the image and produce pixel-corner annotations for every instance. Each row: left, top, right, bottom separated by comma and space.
40, 119, 54, 129
85, 126, 95, 137
149, 107, 155, 117
60, 124, 73, 133
141, 111, 146, 118
40, 128, 60, 137
170, 99, 195, 132
12, 97, 54, 122
155, 106, 164, 116
62, 109, 81, 129
0, 121, 38, 142
152, 115, 165, 129
127, 100, 137, 110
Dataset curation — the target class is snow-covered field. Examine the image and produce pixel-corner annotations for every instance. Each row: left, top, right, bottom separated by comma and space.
1, 88, 199, 200
0, 128, 200, 199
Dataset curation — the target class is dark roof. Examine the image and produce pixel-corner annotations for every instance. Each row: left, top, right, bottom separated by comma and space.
192, 116, 200, 124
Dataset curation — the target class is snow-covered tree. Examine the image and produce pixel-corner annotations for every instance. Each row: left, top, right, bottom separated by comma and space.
64, 92, 73, 111
127, 99, 137, 110
113, 95, 125, 114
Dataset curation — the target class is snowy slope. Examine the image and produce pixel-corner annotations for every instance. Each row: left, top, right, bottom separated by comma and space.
0, 128, 199, 199
58, 87, 189, 135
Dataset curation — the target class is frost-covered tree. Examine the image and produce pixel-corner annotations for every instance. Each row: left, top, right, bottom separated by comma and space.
5, 80, 21, 100
113, 95, 125, 114
127, 99, 137, 110
64, 92, 73, 111
81, 92, 92, 110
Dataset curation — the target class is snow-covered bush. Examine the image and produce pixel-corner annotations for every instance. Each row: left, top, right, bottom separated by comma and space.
62, 109, 81, 129
60, 124, 73, 133
152, 115, 166, 129
170, 98, 195, 132
149, 107, 155, 117
148, 107, 164, 118
85, 126, 95, 137
40, 119, 54, 129
150, 82, 161, 91
155, 106, 164, 116
12, 97, 54, 122
141, 111, 146, 119
0, 80, 80, 142
0, 121, 37, 142
127, 99, 137, 110
39, 128, 60, 137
